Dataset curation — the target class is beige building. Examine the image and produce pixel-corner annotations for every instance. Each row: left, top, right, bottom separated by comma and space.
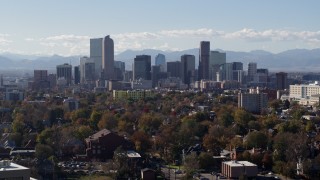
222, 160, 258, 178
289, 83, 320, 105
290, 83, 320, 99
113, 90, 155, 100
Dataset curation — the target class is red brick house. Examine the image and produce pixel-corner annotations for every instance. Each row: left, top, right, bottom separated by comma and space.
85, 129, 131, 160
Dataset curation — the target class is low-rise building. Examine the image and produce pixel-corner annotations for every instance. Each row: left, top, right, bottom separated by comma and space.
113, 90, 155, 100
0, 160, 31, 180
221, 160, 258, 179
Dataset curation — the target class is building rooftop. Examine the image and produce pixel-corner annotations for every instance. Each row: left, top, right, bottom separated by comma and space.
0, 160, 29, 171
223, 160, 257, 167
127, 150, 141, 158
87, 129, 111, 141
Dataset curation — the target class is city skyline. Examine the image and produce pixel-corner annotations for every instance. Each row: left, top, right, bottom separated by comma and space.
0, 0, 320, 56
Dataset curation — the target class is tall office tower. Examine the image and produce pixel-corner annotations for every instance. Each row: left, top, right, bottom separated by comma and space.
133, 55, 151, 80
257, 69, 269, 86
155, 53, 166, 72
167, 61, 182, 78
151, 65, 161, 88
74, 66, 80, 84
48, 74, 57, 88
114, 61, 125, 80
90, 38, 103, 78
181, 54, 195, 85
209, 51, 226, 80
80, 56, 95, 83
34, 70, 48, 82
247, 62, 257, 82
56, 63, 72, 85
198, 41, 210, 80
102, 35, 114, 80
232, 62, 243, 82
114, 61, 125, 72
33, 70, 49, 90
220, 63, 233, 81
276, 72, 288, 90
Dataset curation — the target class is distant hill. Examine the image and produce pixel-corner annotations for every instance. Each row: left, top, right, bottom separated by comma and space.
1, 48, 320, 72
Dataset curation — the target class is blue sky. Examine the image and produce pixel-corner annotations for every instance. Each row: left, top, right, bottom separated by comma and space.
0, 0, 320, 56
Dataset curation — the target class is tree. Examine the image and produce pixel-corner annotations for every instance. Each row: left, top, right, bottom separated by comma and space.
89, 110, 102, 129
216, 105, 234, 127
245, 131, 268, 149
183, 152, 199, 178
131, 131, 152, 152
35, 144, 54, 160
113, 146, 131, 178
234, 108, 254, 128
98, 111, 117, 130
138, 113, 162, 134
74, 125, 93, 140
198, 152, 214, 170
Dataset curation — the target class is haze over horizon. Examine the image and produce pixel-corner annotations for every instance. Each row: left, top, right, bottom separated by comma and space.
0, 0, 320, 56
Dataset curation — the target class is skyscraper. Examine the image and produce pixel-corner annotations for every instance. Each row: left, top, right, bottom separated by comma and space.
167, 61, 181, 78
198, 41, 210, 80
90, 38, 103, 78
56, 63, 72, 85
181, 54, 195, 85
74, 66, 80, 84
33, 70, 49, 90
276, 72, 288, 90
80, 56, 95, 83
155, 53, 166, 72
133, 55, 151, 80
114, 61, 125, 80
102, 35, 114, 80
34, 70, 48, 82
209, 51, 226, 81
232, 62, 244, 82
151, 65, 161, 88
247, 62, 257, 82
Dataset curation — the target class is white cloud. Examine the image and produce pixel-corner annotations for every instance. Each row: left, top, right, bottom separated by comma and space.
159, 28, 223, 38
0, 33, 12, 46
22, 28, 320, 55
113, 32, 160, 41
223, 28, 320, 43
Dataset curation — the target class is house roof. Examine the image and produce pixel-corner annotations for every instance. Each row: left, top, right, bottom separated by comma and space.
141, 168, 155, 172
86, 129, 112, 141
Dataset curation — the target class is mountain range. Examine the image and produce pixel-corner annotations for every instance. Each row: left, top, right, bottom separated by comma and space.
1, 48, 320, 73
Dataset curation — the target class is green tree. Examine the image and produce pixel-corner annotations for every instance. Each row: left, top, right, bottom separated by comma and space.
98, 111, 117, 130
90, 110, 102, 128
234, 108, 254, 128
183, 152, 199, 178
74, 125, 93, 140
35, 144, 54, 160
245, 131, 268, 149
198, 152, 214, 170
